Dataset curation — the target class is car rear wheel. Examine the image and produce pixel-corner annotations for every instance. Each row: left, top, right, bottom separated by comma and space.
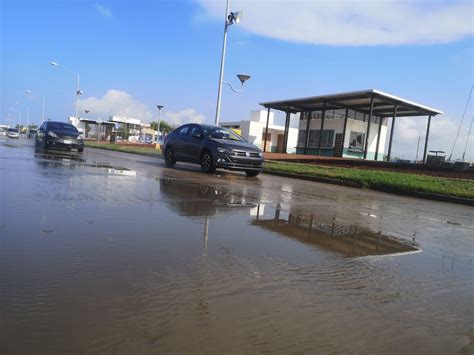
245, 170, 260, 177
165, 147, 176, 167
200, 151, 216, 173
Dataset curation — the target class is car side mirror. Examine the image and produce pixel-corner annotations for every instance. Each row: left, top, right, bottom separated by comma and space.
192, 132, 202, 139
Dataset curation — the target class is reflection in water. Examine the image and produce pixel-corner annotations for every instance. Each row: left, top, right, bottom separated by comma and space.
159, 176, 259, 218
253, 204, 420, 257
159, 176, 419, 258
34, 149, 136, 176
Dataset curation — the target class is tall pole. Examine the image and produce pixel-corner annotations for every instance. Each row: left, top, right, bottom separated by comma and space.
423, 115, 432, 164
26, 106, 30, 135
415, 136, 421, 162
156, 105, 164, 141
157, 108, 162, 133
214, 0, 230, 126
387, 105, 398, 162
75, 74, 80, 120
41, 96, 45, 123
364, 96, 374, 159
263, 107, 270, 152
462, 116, 473, 161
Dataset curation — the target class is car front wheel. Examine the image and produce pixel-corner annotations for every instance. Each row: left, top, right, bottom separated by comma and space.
200, 151, 216, 173
164, 147, 176, 167
245, 170, 260, 177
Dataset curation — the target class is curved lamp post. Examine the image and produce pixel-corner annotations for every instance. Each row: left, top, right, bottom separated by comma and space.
214, 0, 249, 126
156, 105, 164, 139
50, 61, 82, 120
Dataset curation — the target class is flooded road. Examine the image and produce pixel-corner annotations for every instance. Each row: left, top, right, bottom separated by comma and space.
1, 138, 473, 354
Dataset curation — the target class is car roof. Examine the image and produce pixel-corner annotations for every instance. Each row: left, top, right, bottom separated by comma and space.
45, 121, 74, 125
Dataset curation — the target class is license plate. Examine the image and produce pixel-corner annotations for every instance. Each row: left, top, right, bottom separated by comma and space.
63, 139, 72, 144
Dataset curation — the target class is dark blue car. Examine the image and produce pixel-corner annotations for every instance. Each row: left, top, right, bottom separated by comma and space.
163, 124, 264, 176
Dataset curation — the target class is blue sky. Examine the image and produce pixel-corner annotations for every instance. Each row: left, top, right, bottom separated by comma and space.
1, 0, 473, 159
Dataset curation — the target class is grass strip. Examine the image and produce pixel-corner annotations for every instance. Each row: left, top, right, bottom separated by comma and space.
85, 142, 162, 158
264, 161, 474, 200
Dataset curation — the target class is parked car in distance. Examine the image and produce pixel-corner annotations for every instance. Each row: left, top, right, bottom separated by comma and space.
6, 128, 20, 139
163, 123, 264, 177
36, 121, 84, 152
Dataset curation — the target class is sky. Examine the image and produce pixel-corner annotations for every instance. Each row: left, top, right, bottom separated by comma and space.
1, 0, 473, 160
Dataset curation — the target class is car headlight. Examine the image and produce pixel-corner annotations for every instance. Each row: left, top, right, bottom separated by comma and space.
77, 134, 84, 139
217, 147, 232, 154
48, 131, 58, 138
258, 152, 263, 157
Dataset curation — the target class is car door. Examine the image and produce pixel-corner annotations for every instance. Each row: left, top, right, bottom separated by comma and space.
173, 125, 191, 161
185, 125, 205, 163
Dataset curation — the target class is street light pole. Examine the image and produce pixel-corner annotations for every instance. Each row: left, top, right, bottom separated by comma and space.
214, 1, 245, 127
156, 105, 164, 140
25, 90, 32, 135
41, 96, 46, 123
214, 0, 231, 126
50, 61, 82, 119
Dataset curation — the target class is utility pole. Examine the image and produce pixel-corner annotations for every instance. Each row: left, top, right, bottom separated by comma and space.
462, 116, 473, 162
415, 136, 421, 162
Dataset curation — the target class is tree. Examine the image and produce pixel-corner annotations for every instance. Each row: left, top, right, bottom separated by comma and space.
150, 120, 175, 134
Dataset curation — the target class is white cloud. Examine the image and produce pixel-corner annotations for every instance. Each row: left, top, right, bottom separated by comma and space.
197, 0, 473, 46
78, 89, 206, 126
391, 116, 472, 161
79, 90, 153, 121
95, 3, 112, 18
164, 108, 206, 125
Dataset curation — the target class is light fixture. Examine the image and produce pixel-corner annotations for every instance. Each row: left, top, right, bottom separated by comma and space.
237, 74, 251, 85
228, 11, 243, 25
50, 61, 59, 66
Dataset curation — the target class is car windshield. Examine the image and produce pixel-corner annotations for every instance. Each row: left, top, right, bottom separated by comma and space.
47, 122, 78, 132
8, 128, 18, 133
202, 126, 244, 142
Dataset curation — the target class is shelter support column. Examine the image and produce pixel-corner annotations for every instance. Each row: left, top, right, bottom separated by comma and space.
423, 115, 432, 164
341, 108, 349, 157
318, 102, 327, 156
375, 117, 383, 161
363, 96, 375, 159
263, 107, 270, 153
283, 110, 290, 154
387, 105, 398, 161
304, 112, 311, 154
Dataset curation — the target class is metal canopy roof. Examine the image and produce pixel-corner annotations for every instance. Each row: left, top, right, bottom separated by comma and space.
260, 89, 443, 118
79, 118, 115, 124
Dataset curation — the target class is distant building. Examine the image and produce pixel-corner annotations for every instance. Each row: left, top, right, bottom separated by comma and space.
69, 115, 155, 141
221, 110, 299, 153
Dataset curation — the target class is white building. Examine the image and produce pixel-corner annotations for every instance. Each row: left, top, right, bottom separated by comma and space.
69, 115, 154, 141
221, 110, 299, 153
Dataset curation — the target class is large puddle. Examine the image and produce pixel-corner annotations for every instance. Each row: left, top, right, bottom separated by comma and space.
1, 141, 473, 354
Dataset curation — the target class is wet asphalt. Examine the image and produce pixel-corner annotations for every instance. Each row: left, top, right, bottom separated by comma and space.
1, 138, 473, 354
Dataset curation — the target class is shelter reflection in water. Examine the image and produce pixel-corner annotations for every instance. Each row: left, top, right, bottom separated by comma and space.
253, 203, 420, 257
158, 176, 419, 258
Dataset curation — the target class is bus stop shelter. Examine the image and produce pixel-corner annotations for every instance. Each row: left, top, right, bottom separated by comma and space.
260, 89, 443, 163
